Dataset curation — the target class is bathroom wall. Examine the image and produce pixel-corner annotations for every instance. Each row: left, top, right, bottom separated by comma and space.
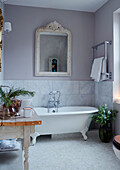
94, 0, 120, 109
95, 81, 113, 109
113, 103, 120, 135
113, 11, 120, 99
4, 4, 94, 80
1, 80, 95, 107
3, 2, 119, 109
2, 5, 96, 108
95, 0, 120, 76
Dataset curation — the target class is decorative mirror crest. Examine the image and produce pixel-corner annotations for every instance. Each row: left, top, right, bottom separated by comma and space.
44, 21, 65, 31
35, 21, 72, 77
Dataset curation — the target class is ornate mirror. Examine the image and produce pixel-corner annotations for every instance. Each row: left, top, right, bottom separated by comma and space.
35, 21, 71, 76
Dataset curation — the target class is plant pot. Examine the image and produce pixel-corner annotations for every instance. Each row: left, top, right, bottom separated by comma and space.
2, 100, 22, 117
99, 122, 112, 143
11, 99, 22, 113
2, 106, 14, 118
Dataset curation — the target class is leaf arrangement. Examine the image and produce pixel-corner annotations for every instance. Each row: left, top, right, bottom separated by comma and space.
92, 104, 118, 126
0, 86, 35, 107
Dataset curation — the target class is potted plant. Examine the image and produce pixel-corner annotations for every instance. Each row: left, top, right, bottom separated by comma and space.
92, 104, 118, 143
0, 86, 34, 117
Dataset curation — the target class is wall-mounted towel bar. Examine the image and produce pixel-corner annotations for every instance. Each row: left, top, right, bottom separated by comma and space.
91, 40, 112, 81
92, 41, 112, 50
92, 40, 112, 60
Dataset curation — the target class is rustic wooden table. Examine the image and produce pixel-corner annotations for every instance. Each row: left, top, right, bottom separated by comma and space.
0, 111, 42, 170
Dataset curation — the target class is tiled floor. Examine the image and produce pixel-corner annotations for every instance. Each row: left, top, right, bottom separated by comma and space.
0, 130, 120, 170
0, 149, 23, 170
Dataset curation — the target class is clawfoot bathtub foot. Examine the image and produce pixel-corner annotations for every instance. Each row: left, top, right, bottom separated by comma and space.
30, 132, 40, 145
81, 127, 88, 141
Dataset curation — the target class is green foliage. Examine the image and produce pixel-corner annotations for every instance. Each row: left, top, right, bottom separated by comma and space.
92, 104, 118, 126
0, 86, 35, 107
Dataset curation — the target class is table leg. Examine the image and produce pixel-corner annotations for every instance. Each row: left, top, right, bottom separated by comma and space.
24, 126, 30, 170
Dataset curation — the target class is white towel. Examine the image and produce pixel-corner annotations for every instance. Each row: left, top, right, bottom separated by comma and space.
90, 57, 104, 82
101, 58, 107, 80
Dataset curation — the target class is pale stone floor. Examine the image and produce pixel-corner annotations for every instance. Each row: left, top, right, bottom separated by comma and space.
0, 130, 120, 170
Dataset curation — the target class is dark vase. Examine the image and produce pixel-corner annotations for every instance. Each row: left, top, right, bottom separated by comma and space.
99, 122, 112, 143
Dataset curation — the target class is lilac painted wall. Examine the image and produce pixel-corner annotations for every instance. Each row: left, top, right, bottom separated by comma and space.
95, 0, 120, 77
94, 0, 120, 109
4, 5, 94, 80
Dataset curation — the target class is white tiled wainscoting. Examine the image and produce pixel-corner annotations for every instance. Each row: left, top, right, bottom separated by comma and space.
0, 80, 95, 107
0, 80, 113, 108
95, 81, 113, 109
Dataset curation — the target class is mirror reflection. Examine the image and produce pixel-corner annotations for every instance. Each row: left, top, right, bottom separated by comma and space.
40, 32, 67, 72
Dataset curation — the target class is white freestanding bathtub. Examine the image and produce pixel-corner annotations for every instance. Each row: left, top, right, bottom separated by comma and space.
31, 106, 98, 144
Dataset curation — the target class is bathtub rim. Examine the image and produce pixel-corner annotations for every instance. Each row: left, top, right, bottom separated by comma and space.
33, 106, 98, 116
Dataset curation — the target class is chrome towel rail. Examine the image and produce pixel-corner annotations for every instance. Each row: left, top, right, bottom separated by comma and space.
91, 40, 112, 80
92, 41, 112, 50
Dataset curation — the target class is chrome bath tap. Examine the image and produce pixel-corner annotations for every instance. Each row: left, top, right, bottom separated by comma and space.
48, 91, 61, 113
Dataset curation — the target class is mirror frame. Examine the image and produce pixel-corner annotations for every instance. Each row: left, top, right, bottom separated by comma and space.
35, 21, 72, 76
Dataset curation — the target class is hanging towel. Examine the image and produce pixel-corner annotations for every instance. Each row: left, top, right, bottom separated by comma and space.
90, 57, 104, 82
101, 58, 107, 80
